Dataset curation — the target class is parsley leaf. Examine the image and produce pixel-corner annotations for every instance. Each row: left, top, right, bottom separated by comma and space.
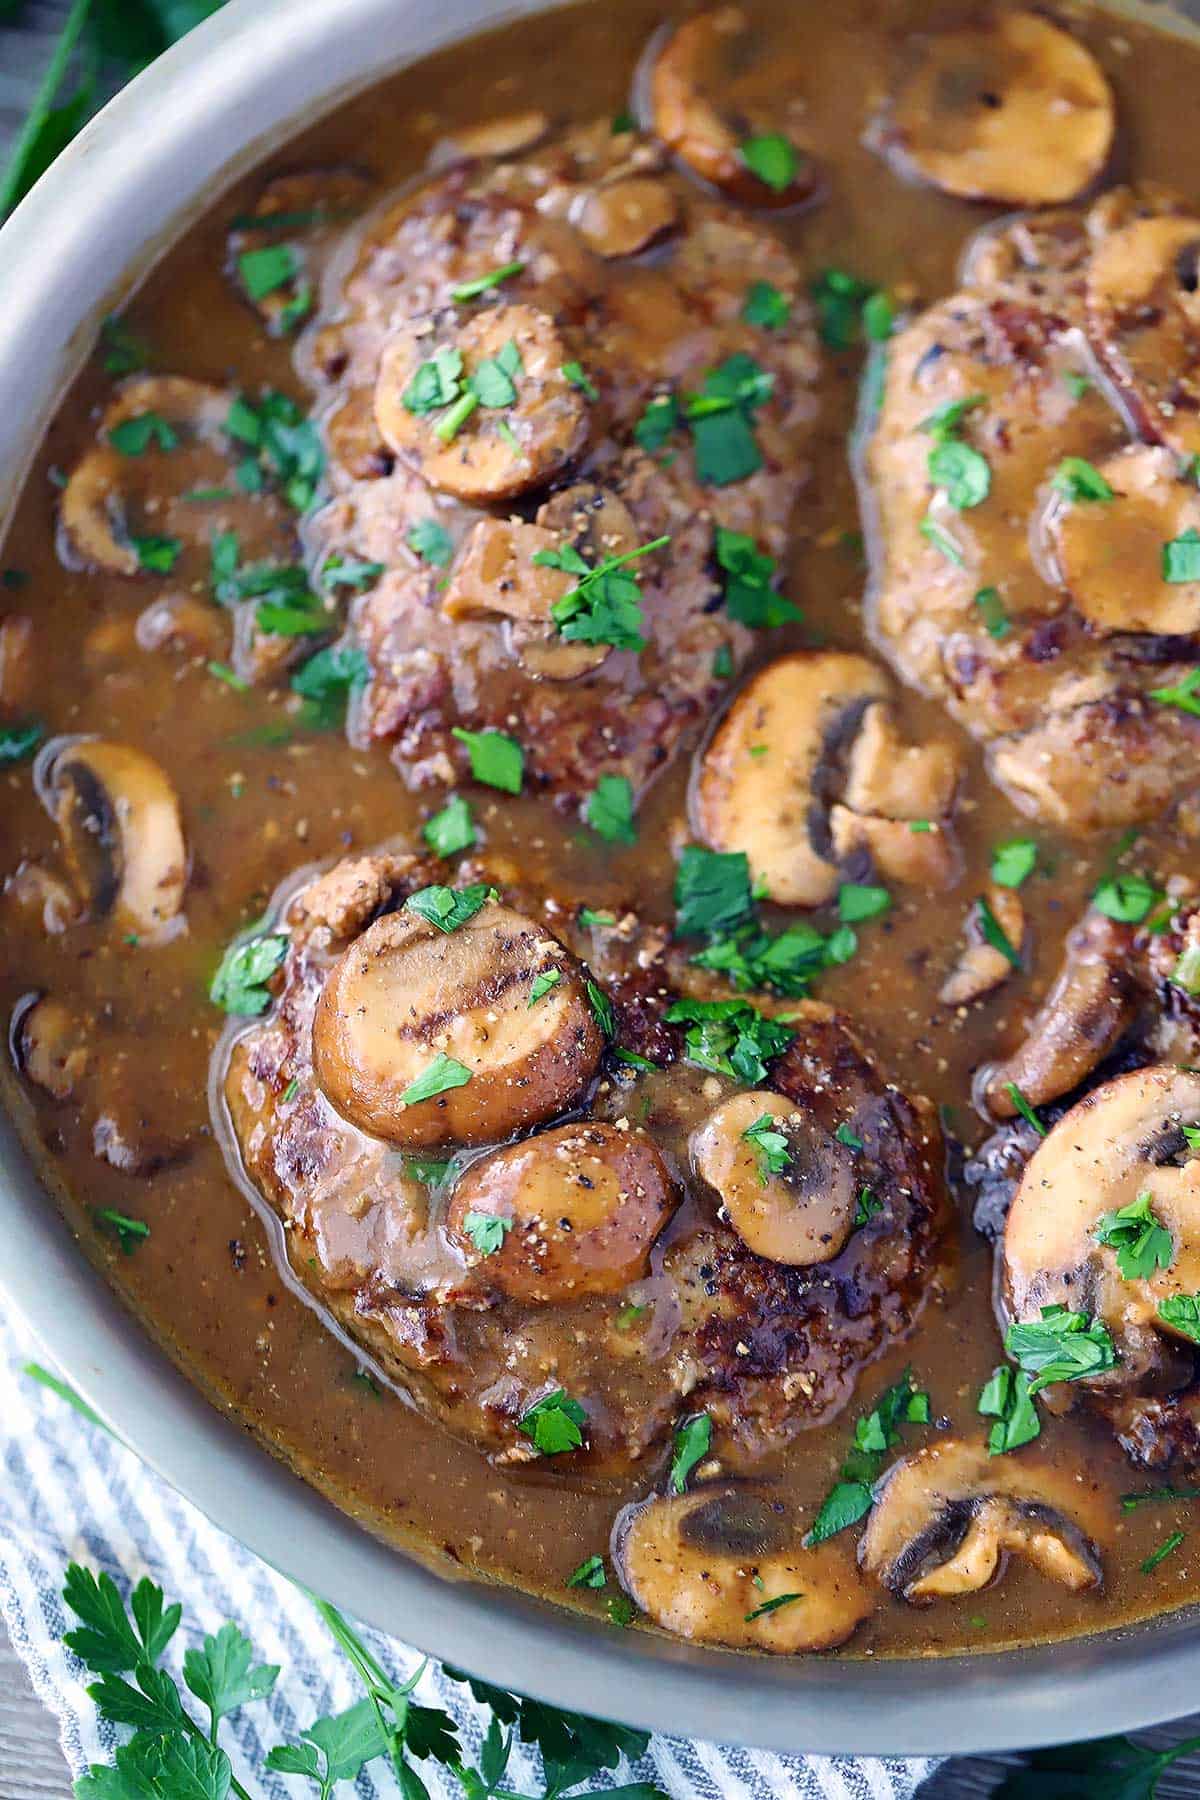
1092, 870, 1162, 923
1149, 667, 1200, 717
806, 1369, 930, 1545
1005, 1081, 1046, 1135
1052, 456, 1114, 503
685, 355, 771, 486
183, 1623, 279, 1736
209, 931, 287, 1016
810, 268, 886, 351
108, 412, 179, 456
585, 774, 637, 844
93, 1209, 150, 1256
744, 1592, 803, 1622
528, 969, 561, 1006
131, 533, 183, 573
739, 132, 798, 191
715, 525, 801, 626
561, 360, 599, 400
633, 393, 680, 453
408, 517, 454, 567
991, 838, 1038, 889
405, 882, 495, 933
1164, 527, 1200, 584
567, 1555, 607, 1590
929, 437, 990, 510
664, 996, 794, 1085
1005, 1303, 1117, 1393
290, 642, 369, 727
674, 845, 755, 938
743, 1112, 791, 1183
669, 1412, 712, 1493
974, 584, 1010, 639
1158, 1293, 1200, 1343
742, 280, 791, 329
239, 242, 301, 301
0, 719, 44, 765
400, 1053, 472, 1107
1094, 1192, 1174, 1281
519, 1388, 587, 1455
450, 260, 525, 303
462, 1211, 512, 1257
538, 533, 667, 652
920, 516, 965, 565
838, 882, 890, 924
1142, 1530, 1186, 1574
586, 978, 615, 1039
422, 794, 476, 857
978, 1365, 1040, 1454
451, 725, 524, 793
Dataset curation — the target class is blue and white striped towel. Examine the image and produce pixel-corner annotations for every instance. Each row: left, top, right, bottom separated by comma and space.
0, 1313, 938, 1799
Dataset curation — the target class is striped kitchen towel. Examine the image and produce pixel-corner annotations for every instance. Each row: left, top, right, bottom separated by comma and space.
0, 1313, 938, 1800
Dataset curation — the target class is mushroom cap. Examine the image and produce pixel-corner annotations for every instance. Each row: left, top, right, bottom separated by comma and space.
576, 176, 680, 258
374, 303, 586, 503
1044, 445, 1200, 635
311, 901, 603, 1148
14, 993, 91, 1101
860, 1437, 1105, 1603
830, 806, 964, 894
879, 12, 1114, 206
445, 1121, 676, 1302
691, 650, 890, 906
1086, 214, 1200, 456
690, 1090, 855, 1266
843, 704, 962, 822
612, 1486, 873, 1651
39, 737, 188, 939
649, 6, 817, 206
1002, 1065, 1200, 1377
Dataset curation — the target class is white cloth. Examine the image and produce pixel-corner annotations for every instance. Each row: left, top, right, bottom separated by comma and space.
0, 1315, 938, 1798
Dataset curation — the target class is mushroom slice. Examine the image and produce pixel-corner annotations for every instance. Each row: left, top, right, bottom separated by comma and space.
979, 910, 1138, 1116
311, 902, 603, 1148
575, 178, 679, 258
1086, 215, 1200, 456
436, 111, 550, 162
1044, 445, 1200, 635
40, 739, 188, 938
1002, 1065, 1200, 1380
692, 651, 890, 906
612, 1487, 872, 1651
690, 1090, 854, 1266
60, 376, 234, 575
13, 994, 91, 1100
939, 886, 1024, 1006
830, 807, 964, 894
444, 1121, 676, 1302
860, 1439, 1103, 1603
649, 7, 817, 206
228, 169, 372, 334
876, 12, 1114, 206
374, 304, 586, 504
842, 705, 962, 822
959, 208, 1092, 305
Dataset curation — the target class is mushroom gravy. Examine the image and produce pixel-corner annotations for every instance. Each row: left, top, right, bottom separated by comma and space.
6, 0, 1200, 1659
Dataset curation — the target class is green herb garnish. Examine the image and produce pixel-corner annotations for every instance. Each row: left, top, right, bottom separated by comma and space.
1051, 456, 1114, 503
400, 1053, 472, 1107
405, 882, 495, 933
1004, 1303, 1117, 1394
743, 1112, 791, 1183
585, 773, 637, 844
977, 1365, 1040, 1454
519, 1388, 587, 1455
451, 725, 524, 793
1094, 1192, 1174, 1281
422, 794, 476, 857
451, 260, 525, 303
462, 1211, 511, 1257
991, 838, 1037, 889
738, 133, 798, 191
209, 931, 288, 1016
668, 1412, 712, 1493
806, 1370, 930, 1545
1164, 528, 1200, 584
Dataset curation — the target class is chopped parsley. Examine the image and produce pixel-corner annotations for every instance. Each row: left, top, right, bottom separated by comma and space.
400, 1052, 472, 1108
320, 554, 385, 592
668, 1412, 712, 1493
1142, 1531, 1186, 1574
100, 316, 149, 376
585, 773, 636, 844
131, 533, 182, 573
810, 268, 887, 351
1005, 1081, 1046, 1136
685, 354, 772, 486
715, 525, 801, 627
1152, 667, 1200, 717
528, 969, 562, 1007
422, 794, 476, 857
561, 360, 599, 400
1051, 456, 1114, 503
978, 893, 1022, 968
1158, 1293, 1200, 1343
209, 931, 288, 1016
835, 1122, 863, 1150
408, 517, 454, 568
1092, 870, 1162, 923
290, 642, 370, 726
920, 395, 985, 437
586, 979, 615, 1039
633, 393, 680, 454
674, 846, 756, 938
1004, 1303, 1117, 1394
664, 996, 793, 1085
743, 1112, 791, 1183
403, 347, 464, 415
450, 260, 525, 304
920, 516, 965, 566
405, 882, 495, 933
469, 337, 522, 408
1093, 1192, 1173, 1281
742, 280, 791, 330
739, 133, 798, 192
712, 644, 734, 679
853, 1187, 884, 1229
567, 1555, 607, 1590
519, 1388, 586, 1455
108, 411, 178, 456
1164, 526, 1200, 583
973, 585, 1010, 639
744, 1592, 804, 1623
1171, 942, 1200, 996
462, 1211, 512, 1257
208, 660, 248, 692
1121, 1485, 1200, 1512
0, 720, 44, 765
238, 242, 301, 301
806, 1369, 930, 1545
225, 389, 324, 510
929, 437, 990, 510
93, 1208, 150, 1256
451, 725, 524, 794
991, 837, 1037, 889
838, 882, 890, 924
978, 1365, 1040, 1455
536, 534, 668, 652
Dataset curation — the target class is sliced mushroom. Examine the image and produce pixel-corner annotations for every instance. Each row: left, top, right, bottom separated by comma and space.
60, 376, 234, 575
442, 512, 605, 680
649, 7, 817, 206
575, 177, 679, 258
979, 910, 1138, 1116
612, 1486, 872, 1650
939, 886, 1025, 1006
135, 594, 227, 661
1043, 445, 1200, 635
445, 1121, 676, 1301
1086, 215, 1200, 456
374, 304, 586, 504
690, 1090, 855, 1265
435, 110, 550, 162
228, 169, 372, 334
4, 861, 81, 934
13, 994, 90, 1100
311, 902, 603, 1148
692, 652, 890, 906
831, 807, 964, 893
842, 705, 962, 822
877, 12, 1114, 206
1002, 1065, 1200, 1383
860, 1439, 1104, 1603
40, 739, 188, 938
959, 208, 1092, 304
